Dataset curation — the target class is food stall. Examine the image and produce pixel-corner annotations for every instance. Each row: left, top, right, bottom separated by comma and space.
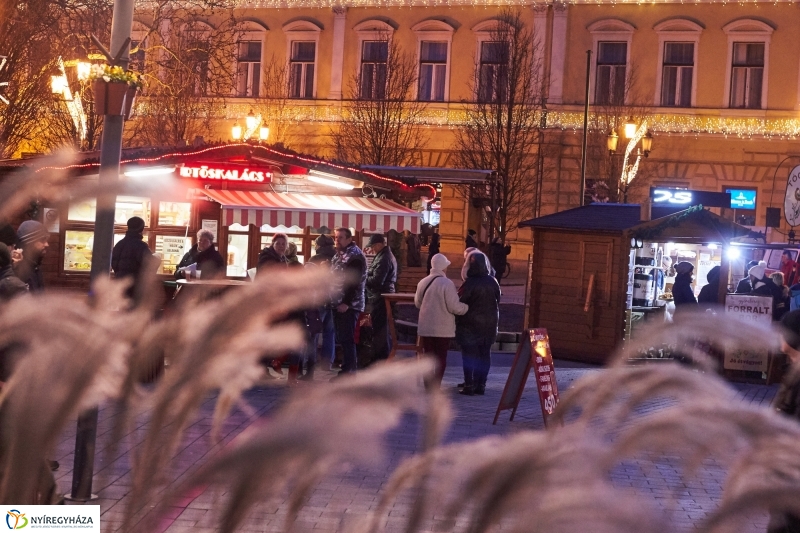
7, 143, 433, 292
520, 204, 750, 364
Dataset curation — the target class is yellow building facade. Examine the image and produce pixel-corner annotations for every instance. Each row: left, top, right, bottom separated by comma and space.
182, 1, 800, 258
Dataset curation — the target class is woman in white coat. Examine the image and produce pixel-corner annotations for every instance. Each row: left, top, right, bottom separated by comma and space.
415, 253, 469, 385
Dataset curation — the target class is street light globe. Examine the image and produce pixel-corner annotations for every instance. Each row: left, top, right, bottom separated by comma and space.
259, 126, 269, 141
231, 122, 243, 141
624, 117, 637, 139
641, 131, 653, 156
245, 109, 257, 131
51, 75, 68, 95
76, 62, 92, 81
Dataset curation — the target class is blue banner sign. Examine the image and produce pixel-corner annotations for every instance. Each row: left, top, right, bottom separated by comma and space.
726, 189, 756, 210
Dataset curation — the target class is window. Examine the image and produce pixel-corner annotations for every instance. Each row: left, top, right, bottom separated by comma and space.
418, 41, 447, 102
595, 42, 626, 105
360, 41, 388, 99
67, 196, 151, 226
661, 43, 693, 107
730, 42, 764, 109
236, 41, 262, 97
158, 202, 191, 226
289, 41, 316, 98
477, 41, 508, 103
185, 33, 210, 97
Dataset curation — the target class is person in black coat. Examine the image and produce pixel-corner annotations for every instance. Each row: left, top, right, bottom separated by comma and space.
736, 260, 759, 294
14, 220, 49, 293
489, 237, 511, 285
175, 229, 225, 280
465, 229, 478, 250
365, 234, 397, 362
672, 261, 698, 314
749, 262, 785, 321
426, 233, 440, 274
769, 310, 800, 533
310, 234, 335, 264
257, 233, 289, 273
697, 265, 721, 311
456, 251, 501, 395
112, 217, 152, 299
0, 243, 26, 302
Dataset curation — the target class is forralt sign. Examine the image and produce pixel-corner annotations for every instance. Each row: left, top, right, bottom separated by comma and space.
724, 294, 772, 372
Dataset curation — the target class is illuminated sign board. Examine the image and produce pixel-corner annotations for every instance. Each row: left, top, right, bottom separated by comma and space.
178, 164, 272, 183
726, 189, 756, 210
649, 188, 731, 208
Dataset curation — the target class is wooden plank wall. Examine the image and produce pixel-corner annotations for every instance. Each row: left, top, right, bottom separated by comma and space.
528, 228, 625, 364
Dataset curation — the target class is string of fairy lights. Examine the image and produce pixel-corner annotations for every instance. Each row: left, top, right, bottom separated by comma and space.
237, 0, 790, 7
217, 101, 800, 139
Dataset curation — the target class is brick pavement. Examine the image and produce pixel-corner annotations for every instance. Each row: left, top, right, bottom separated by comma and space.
51, 353, 779, 533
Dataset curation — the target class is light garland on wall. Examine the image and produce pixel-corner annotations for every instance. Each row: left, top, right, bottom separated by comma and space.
217, 101, 800, 139
237, 0, 791, 8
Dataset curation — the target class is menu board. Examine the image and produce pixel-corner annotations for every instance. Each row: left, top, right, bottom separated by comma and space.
155, 235, 191, 275
724, 294, 772, 372
494, 329, 560, 427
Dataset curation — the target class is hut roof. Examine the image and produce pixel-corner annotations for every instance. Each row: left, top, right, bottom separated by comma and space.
519, 204, 642, 231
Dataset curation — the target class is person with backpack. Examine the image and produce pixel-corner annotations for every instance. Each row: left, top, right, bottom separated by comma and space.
414, 254, 468, 386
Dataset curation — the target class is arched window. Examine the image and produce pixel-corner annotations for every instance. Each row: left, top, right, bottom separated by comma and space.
722, 19, 774, 110
354, 19, 395, 99
412, 20, 455, 102
587, 19, 635, 105
235, 20, 268, 98
653, 19, 703, 107
284, 20, 322, 99
472, 19, 512, 103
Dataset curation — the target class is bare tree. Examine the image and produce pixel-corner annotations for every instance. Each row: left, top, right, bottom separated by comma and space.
585, 63, 654, 204
124, 2, 241, 147
250, 54, 295, 148
331, 35, 426, 166
455, 9, 547, 244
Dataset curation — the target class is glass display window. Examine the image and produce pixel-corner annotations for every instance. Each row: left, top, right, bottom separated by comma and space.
64, 230, 94, 272
158, 202, 191, 227
68, 196, 151, 226
154, 235, 192, 276
227, 233, 249, 277
260, 234, 305, 264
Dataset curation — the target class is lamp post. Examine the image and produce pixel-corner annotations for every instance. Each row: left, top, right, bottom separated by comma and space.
607, 117, 653, 203
232, 108, 265, 141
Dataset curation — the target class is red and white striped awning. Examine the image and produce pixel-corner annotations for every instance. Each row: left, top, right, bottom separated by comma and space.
204, 190, 420, 233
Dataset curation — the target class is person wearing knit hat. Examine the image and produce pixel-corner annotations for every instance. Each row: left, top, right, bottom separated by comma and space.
111, 216, 153, 301
749, 260, 785, 320
0, 242, 27, 301
671, 261, 697, 313
14, 220, 49, 293
415, 253, 468, 387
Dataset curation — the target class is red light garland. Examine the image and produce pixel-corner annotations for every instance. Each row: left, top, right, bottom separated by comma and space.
34, 142, 439, 199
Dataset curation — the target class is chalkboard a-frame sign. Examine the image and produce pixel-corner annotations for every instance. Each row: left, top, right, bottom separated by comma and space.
493, 329, 560, 427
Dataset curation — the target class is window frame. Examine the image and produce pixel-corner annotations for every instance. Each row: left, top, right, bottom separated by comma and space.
653, 19, 702, 108
354, 20, 395, 100
235, 40, 263, 98
412, 20, 454, 103
722, 19, 773, 110
472, 19, 512, 104
588, 19, 634, 106
283, 20, 322, 99
233, 22, 267, 99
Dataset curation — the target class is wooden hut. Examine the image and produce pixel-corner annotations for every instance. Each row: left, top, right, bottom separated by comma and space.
520, 205, 749, 363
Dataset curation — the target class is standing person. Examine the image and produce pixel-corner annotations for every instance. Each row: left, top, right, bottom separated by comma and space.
749, 261, 784, 320
112, 217, 153, 300
365, 234, 397, 363
489, 237, 511, 285
772, 272, 791, 321
461, 248, 495, 282
415, 254, 468, 386
780, 251, 798, 287
285, 241, 301, 266
14, 220, 49, 293
736, 260, 759, 294
0, 243, 27, 301
406, 232, 421, 267
330, 227, 366, 376
465, 229, 478, 250
175, 229, 225, 280
672, 261, 698, 314
426, 233, 440, 274
257, 233, 289, 271
697, 265, 721, 311
456, 251, 500, 396
310, 235, 336, 369
769, 310, 800, 533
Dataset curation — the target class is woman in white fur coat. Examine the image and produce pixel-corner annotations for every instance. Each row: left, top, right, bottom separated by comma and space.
415, 254, 469, 385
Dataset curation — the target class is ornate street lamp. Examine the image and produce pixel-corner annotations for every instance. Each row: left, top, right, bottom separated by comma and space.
607, 129, 619, 155
624, 117, 637, 139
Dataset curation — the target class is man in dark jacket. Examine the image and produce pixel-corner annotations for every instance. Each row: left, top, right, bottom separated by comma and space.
456, 251, 501, 395
331, 227, 367, 375
112, 217, 152, 299
465, 229, 478, 250
366, 234, 397, 362
749, 262, 784, 321
15, 220, 49, 293
736, 260, 759, 294
175, 229, 225, 279
697, 265, 721, 311
489, 237, 511, 285
0, 243, 27, 301
310, 234, 335, 264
